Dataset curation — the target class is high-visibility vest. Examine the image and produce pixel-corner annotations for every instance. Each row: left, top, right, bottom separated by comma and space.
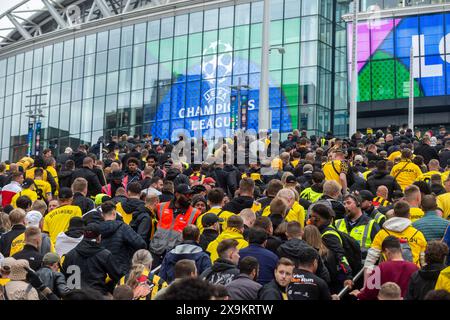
334, 218, 377, 251
156, 202, 200, 234
300, 187, 323, 203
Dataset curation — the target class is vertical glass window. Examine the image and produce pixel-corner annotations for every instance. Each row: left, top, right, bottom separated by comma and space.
62, 59, 73, 82
74, 37, 85, 57
161, 17, 174, 38
84, 54, 96, 77
133, 43, 146, 67
160, 38, 173, 62
134, 23, 147, 44
52, 61, 62, 83
301, 16, 318, 41
175, 15, 188, 36
119, 69, 132, 93
132, 67, 145, 91
302, 0, 318, 16
301, 41, 318, 67
50, 83, 61, 106
270, 21, 283, 46
7, 57, 15, 76
146, 41, 159, 64
53, 43, 63, 62
70, 101, 81, 134
23, 70, 32, 92
96, 51, 108, 74
147, 20, 160, 41
0, 60, 6, 77
59, 103, 70, 132
63, 39, 74, 60
204, 9, 218, 31
218, 28, 233, 50
174, 36, 188, 60
108, 48, 120, 72
72, 78, 83, 101
107, 71, 119, 95
97, 31, 109, 52
270, 0, 284, 20
14, 73, 23, 94
283, 43, 300, 69
109, 28, 121, 49
83, 76, 94, 99
43, 45, 53, 65
85, 34, 97, 54
285, 0, 301, 18
234, 25, 250, 50
32, 67, 42, 89
251, 1, 263, 23
284, 18, 301, 43
121, 26, 134, 46
145, 64, 158, 88
42, 65, 52, 86
73, 56, 84, 79
220, 7, 234, 28
81, 99, 93, 133
94, 74, 106, 97
61, 81, 72, 104
235, 4, 251, 25
33, 48, 43, 66
188, 34, 202, 57
189, 12, 203, 33
120, 46, 132, 69
15, 54, 24, 73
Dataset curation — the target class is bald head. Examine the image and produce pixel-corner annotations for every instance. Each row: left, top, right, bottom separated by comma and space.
377, 185, 389, 199
83, 157, 94, 168
276, 188, 296, 207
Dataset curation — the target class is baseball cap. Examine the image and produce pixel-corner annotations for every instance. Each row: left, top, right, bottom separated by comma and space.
25, 210, 43, 228
358, 190, 374, 202
43, 252, 60, 265
192, 185, 207, 194
175, 184, 195, 195
286, 175, 297, 184
303, 164, 313, 173
202, 213, 224, 227
22, 178, 34, 189
203, 177, 216, 185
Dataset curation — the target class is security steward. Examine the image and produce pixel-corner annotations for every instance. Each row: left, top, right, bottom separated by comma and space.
149, 184, 200, 266
335, 193, 380, 258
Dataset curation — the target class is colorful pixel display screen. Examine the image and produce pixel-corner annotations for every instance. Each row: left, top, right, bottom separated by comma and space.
348, 13, 450, 102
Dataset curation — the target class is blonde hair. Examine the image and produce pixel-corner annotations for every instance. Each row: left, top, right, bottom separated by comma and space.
303, 225, 328, 258
0, 212, 11, 232
126, 249, 153, 290
31, 200, 48, 215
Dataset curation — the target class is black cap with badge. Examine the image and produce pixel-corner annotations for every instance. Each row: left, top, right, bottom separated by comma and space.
175, 184, 195, 195
201, 213, 224, 228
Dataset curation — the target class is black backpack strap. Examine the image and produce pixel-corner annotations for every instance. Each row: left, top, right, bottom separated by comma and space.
331, 161, 341, 176
393, 161, 410, 180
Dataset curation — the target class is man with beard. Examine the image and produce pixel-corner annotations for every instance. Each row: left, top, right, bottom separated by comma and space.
149, 184, 201, 266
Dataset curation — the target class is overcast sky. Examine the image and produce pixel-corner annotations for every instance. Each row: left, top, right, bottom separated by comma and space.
0, 0, 44, 40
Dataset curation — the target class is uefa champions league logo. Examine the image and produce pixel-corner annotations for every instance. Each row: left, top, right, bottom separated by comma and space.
202, 41, 234, 92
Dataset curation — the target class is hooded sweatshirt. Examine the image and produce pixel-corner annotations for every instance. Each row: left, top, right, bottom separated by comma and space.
116, 198, 145, 225
365, 217, 427, 268
206, 228, 249, 263
406, 263, 446, 300
55, 228, 84, 257
277, 238, 330, 284
200, 258, 240, 286
61, 240, 122, 294
99, 220, 147, 275
222, 196, 254, 214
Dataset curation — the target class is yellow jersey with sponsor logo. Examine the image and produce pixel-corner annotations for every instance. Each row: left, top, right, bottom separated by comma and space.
9, 232, 55, 256
43, 205, 82, 243
390, 160, 422, 191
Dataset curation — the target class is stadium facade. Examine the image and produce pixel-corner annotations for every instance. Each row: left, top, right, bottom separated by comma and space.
344, 0, 450, 133
0, 0, 350, 161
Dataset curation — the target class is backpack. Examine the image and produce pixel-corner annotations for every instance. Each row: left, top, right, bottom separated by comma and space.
323, 228, 363, 275
331, 160, 355, 189
382, 228, 416, 263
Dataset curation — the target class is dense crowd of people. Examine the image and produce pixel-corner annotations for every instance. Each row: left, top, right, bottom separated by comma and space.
0, 124, 450, 300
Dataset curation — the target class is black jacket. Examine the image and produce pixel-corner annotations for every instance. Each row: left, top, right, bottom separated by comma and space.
265, 235, 283, 255
212, 166, 239, 197
129, 206, 153, 245
71, 167, 102, 197
0, 224, 26, 257
277, 238, 330, 284
406, 263, 446, 300
36, 267, 70, 298
199, 229, 219, 251
120, 198, 145, 216
258, 279, 286, 300
58, 170, 73, 189
73, 192, 95, 215
165, 169, 190, 185
61, 239, 122, 294
99, 220, 147, 275
200, 258, 240, 286
222, 196, 254, 214
366, 170, 402, 200
414, 143, 440, 165
439, 148, 450, 169
12, 244, 43, 271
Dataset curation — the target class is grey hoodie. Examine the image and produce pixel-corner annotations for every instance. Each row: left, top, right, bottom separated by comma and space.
364, 217, 426, 267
